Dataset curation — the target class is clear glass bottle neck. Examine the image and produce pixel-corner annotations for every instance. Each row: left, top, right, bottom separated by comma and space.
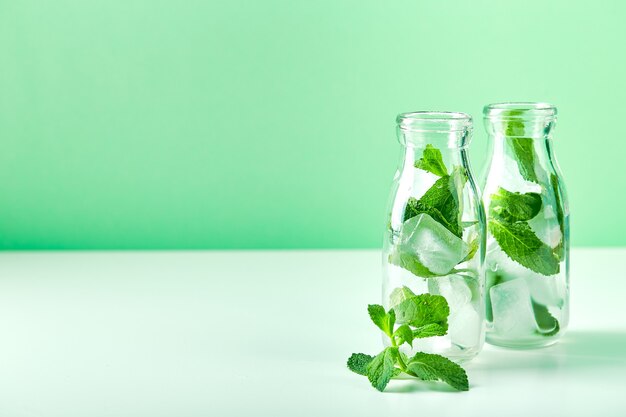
397, 128, 471, 150
490, 135, 553, 155
398, 141, 469, 175
481, 131, 559, 193
395, 111, 473, 173
483, 102, 557, 139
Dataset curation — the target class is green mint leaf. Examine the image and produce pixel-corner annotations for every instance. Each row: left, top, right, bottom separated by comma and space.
550, 174, 566, 261
503, 109, 526, 137
414, 144, 448, 177
393, 294, 449, 332
502, 110, 538, 183
531, 300, 560, 336
404, 166, 467, 237
490, 187, 542, 222
393, 324, 414, 347
348, 298, 471, 393
407, 352, 469, 391
367, 347, 399, 392
460, 237, 479, 263
347, 353, 375, 376
389, 286, 417, 308
510, 137, 539, 183
412, 323, 448, 339
489, 219, 560, 276
405, 198, 457, 237
388, 251, 441, 278
368, 305, 396, 337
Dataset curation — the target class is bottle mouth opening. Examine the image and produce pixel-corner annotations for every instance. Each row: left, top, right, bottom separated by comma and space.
396, 111, 473, 133
483, 102, 557, 121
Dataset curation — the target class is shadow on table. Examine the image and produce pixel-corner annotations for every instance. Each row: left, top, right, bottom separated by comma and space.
557, 330, 626, 358
468, 330, 626, 373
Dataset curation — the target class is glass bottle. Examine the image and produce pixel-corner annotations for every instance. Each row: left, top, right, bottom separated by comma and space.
382, 111, 485, 363
481, 102, 569, 349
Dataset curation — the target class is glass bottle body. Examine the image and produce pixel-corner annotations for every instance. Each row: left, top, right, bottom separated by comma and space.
481, 103, 569, 349
382, 112, 485, 363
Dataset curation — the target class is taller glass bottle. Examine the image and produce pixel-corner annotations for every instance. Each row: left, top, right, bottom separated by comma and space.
382, 112, 485, 363
481, 103, 569, 349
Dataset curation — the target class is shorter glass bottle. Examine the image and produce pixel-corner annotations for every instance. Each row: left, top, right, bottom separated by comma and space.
481, 103, 569, 349
382, 111, 485, 363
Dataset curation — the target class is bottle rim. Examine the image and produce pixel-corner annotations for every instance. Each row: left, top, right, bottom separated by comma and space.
396, 111, 473, 133
483, 102, 557, 121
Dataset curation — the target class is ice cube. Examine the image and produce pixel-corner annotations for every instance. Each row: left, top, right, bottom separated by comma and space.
490, 279, 537, 337
398, 214, 469, 275
449, 304, 482, 348
427, 274, 472, 312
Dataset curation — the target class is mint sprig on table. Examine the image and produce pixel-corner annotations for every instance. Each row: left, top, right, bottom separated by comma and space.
347, 287, 469, 392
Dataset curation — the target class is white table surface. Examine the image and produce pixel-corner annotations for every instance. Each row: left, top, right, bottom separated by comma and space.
0, 248, 624, 417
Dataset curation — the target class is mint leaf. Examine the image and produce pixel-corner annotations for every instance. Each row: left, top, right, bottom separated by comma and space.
490, 187, 542, 222
367, 347, 399, 392
388, 250, 440, 278
393, 324, 414, 347
504, 109, 526, 137
390, 289, 448, 339
412, 323, 448, 339
502, 111, 539, 183
347, 353, 374, 376
404, 166, 467, 237
405, 198, 457, 237
510, 138, 539, 183
348, 294, 470, 392
407, 352, 469, 391
461, 237, 479, 263
393, 294, 449, 332
489, 219, 560, 276
368, 305, 395, 337
531, 300, 560, 336
389, 286, 417, 308
414, 144, 448, 177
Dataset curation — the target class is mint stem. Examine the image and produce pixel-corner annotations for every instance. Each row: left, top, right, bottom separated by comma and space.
390, 334, 409, 372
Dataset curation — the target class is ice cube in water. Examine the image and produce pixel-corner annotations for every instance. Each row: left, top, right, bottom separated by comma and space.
490, 278, 537, 337
428, 274, 472, 311
399, 214, 469, 275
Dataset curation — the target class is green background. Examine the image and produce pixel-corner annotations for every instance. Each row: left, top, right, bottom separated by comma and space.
1, 0, 624, 249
